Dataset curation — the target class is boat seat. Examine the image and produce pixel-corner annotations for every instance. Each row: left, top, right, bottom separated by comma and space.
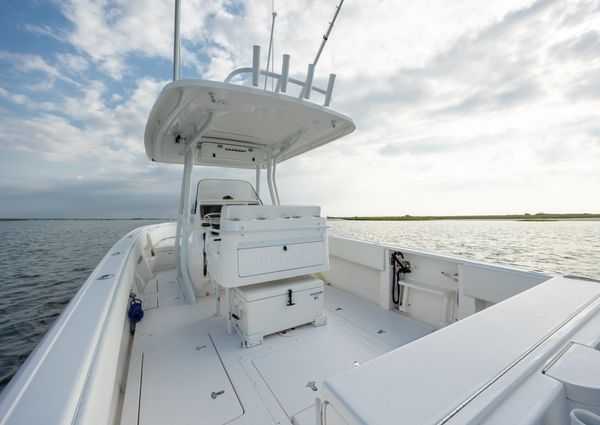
151, 237, 176, 272
153, 237, 175, 254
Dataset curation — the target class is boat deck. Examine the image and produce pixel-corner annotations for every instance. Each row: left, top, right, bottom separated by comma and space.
120, 268, 432, 425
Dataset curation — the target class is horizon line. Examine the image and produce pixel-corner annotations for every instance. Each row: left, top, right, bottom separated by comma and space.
1, 212, 600, 221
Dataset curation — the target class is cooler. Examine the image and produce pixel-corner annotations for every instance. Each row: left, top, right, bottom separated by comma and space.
230, 275, 327, 347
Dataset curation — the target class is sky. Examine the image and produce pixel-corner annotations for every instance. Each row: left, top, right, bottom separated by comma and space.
0, 0, 599, 218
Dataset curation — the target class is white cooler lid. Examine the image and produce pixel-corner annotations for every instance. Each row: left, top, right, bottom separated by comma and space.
235, 276, 323, 302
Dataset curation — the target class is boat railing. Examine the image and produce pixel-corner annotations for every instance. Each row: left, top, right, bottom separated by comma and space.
224, 45, 336, 107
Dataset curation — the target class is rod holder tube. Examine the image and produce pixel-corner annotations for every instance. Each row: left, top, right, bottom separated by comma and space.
280, 54, 290, 93
324, 73, 336, 106
173, 0, 181, 81
252, 45, 260, 87
303, 63, 315, 99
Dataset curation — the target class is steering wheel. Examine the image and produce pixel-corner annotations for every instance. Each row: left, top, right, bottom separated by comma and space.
203, 212, 221, 227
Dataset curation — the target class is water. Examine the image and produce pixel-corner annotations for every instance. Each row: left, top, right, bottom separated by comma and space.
0, 219, 598, 393
329, 220, 600, 278
0, 219, 163, 392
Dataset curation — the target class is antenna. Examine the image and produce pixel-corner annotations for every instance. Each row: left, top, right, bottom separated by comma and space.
264, 3, 277, 90
312, 0, 345, 69
173, 0, 181, 81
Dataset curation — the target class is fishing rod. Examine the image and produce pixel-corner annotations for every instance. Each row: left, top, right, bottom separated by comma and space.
312, 0, 345, 69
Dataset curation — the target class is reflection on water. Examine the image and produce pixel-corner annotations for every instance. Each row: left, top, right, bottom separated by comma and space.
329, 220, 600, 279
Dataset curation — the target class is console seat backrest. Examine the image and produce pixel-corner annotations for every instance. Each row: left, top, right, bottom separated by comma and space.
206, 204, 329, 288
220, 205, 321, 221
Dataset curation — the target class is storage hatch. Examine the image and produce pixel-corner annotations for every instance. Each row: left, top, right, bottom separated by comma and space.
251, 328, 383, 418
138, 335, 243, 425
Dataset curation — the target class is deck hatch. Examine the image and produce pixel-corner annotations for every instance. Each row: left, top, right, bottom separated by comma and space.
138, 336, 243, 425
251, 328, 382, 418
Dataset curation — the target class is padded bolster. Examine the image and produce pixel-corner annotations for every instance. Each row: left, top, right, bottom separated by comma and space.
221, 205, 321, 220
154, 237, 175, 253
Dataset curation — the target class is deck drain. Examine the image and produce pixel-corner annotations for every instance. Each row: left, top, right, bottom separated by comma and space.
97, 274, 114, 280
352, 360, 361, 366
305, 381, 318, 392
335, 307, 343, 311
377, 329, 386, 334
211, 390, 225, 399
111, 252, 121, 256
196, 345, 207, 351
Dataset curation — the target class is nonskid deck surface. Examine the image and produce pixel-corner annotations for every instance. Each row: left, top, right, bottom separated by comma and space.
121, 268, 432, 425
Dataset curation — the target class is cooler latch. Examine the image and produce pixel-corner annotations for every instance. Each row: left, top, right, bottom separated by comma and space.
287, 289, 296, 306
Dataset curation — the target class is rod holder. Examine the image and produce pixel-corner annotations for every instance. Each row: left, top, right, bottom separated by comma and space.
324, 73, 336, 106
281, 54, 290, 93
304, 63, 315, 99
252, 45, 260, 87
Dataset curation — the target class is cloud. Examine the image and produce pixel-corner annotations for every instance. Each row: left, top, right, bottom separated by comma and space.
0, 50, 78, 90
566, 68, 600, 100
56, 53, 89, 74
0, 174, 180, 218
435, 80, 542, 116
0, 77, 165, 164
1, 0, 599, 218
379, 136, 485, 157
21, 23, 64, 40
55, 0, 240, 79
0, 87, 29, 106
0, 88, 58, 111
552, 30, 600, 61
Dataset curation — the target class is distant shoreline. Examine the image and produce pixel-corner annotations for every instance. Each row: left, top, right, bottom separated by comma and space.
2, 214, 599, 222
329, 213, 600, 221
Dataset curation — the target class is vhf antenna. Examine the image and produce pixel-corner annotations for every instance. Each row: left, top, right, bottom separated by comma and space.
173, 0, 182, 81
264, 1, 277, 90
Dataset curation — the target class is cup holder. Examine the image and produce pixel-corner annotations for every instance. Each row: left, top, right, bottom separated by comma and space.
571, 409, 600, 425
